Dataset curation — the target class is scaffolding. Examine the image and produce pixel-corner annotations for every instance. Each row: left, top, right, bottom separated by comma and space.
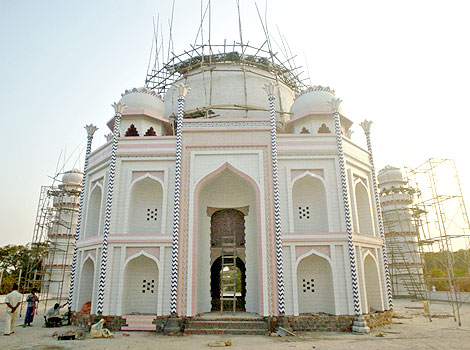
21, 177, 80, 312
407, 158, 470, 326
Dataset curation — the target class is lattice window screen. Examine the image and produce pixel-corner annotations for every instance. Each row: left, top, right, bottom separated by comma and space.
142, 279, 155, 293
146, 208, 158, 221
302, 278, 315, 293
298, 206, 310, 219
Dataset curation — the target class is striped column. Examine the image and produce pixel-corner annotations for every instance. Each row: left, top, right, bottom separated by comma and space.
263, 82, 285, 315
359, 119, 394, 310
96, 102, 126, 314
329, 98, 362, 315
68, 124, 98, 309
170, 83, 190, 315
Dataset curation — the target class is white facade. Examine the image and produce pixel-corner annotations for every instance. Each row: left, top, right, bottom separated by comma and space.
72, 62, 389, 318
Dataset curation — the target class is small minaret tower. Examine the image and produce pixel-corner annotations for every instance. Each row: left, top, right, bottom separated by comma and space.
378, 166, 426, 298
45, 169, 83, 300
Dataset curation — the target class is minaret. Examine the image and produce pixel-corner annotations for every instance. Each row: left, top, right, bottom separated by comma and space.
45, 169, 83, 300
378, 166, 426, 298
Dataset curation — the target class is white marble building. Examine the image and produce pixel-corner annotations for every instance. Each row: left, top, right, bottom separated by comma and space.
71, 53, 391, 319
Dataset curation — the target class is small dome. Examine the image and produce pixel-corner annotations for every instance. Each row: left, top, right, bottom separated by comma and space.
290, 86, 340, 121
119, 87, 166, 119
378, 166, 404, 185
62, 169, 83, 185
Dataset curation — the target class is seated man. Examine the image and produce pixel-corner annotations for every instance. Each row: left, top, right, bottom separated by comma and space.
44, 303, 67, 327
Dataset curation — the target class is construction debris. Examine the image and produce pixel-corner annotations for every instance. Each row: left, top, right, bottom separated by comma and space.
276, 326, 296, 337
90, 319, 113, 339
208, 339, 232, 347
57, 331, 76, 341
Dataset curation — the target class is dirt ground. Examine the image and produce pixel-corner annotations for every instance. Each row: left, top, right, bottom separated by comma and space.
0, 298, 469, 350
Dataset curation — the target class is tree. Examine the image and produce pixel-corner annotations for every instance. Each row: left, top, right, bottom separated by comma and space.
0, 243, 49, 293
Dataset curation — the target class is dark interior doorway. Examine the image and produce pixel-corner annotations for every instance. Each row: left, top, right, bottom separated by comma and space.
210, 208, 246, 312
211, 256, 246, 311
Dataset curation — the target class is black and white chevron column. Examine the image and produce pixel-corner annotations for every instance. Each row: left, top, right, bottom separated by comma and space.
96, 102, 125, 314
68, 124, 98, 309
263, 82, 285, 315
329, 98, 362, 315
170, 83, 190, 315
360, 120, 394, 310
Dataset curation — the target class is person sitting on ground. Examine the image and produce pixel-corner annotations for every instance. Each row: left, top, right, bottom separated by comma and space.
44, 303, 67, 327
23, 288, 39, 327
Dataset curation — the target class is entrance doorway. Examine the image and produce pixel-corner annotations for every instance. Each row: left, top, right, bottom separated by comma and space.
210, 257, 246, 311
210, 209, 246, 312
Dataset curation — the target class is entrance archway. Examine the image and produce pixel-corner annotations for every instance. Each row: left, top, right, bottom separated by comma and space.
195, 166, 260, 314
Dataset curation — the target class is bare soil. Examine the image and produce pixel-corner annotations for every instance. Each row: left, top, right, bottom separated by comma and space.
1, 298, 469, 350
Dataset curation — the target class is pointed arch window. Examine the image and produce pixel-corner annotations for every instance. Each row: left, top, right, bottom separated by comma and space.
125, 124, 139, 137
317, 123, 331, 133
144, 127, 157, 136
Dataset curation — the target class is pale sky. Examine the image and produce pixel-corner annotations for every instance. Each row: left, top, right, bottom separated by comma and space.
1, 0, 469, 247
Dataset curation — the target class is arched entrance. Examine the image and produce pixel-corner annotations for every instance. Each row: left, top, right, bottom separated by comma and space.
210, 209, 246, 312
194, 166, 260, 315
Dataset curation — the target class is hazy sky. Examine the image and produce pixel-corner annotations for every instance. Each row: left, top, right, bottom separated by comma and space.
1, 0, 469, 247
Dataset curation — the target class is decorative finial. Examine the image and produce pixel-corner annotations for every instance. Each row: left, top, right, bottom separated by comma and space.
262, 82, 278, 97
328, 97, 342, 111
360, 119, 373, 134
105, 133, 113, 142
84, 124, 98, 137
112, 102, 126, 115
174, 83, 190, 98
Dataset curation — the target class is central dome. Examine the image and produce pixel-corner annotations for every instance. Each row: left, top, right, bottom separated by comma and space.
164, 63, 295, 120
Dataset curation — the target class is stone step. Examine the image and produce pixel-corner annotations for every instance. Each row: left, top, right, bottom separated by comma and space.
122, 315, 157, 331
184, 328, 267, 335
187, 320, 267, 330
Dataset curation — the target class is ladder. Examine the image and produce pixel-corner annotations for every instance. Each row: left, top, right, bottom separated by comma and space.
220, 232, 238, 312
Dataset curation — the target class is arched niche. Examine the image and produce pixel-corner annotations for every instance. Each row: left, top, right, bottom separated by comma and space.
363, 253, 384, 312
127, 175, 163, 234
292, 174, 328, 232
355, 181, 374, 235
122, 253, 159, 314
85, 184, 102, 238
296, 251, 335, 314
78, 257, 95, 313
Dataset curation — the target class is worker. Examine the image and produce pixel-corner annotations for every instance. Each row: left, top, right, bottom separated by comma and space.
44, 303, 67, 327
